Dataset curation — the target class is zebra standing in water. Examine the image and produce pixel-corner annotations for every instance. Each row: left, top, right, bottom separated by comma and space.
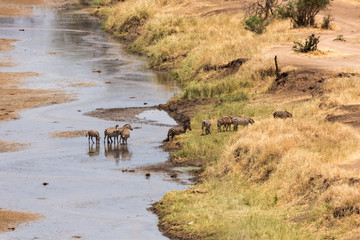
86, 130, 101, 144
117, 123, 133, 143
166, 120, 192, 141
121, 128, 131, 145
104, 125, 119, 144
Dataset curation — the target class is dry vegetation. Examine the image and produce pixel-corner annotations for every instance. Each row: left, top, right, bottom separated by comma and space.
90, 0, 360, 239
93, 0, 296, 98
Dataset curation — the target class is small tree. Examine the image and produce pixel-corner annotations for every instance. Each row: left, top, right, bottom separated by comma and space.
293, 34, 320, 52
245, 15, 268, 34
291, 0, 331, 27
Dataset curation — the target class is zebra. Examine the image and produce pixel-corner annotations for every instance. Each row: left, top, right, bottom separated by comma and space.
117, 123, 133, 143
217, 116, 232, 132
86, 130, 100, 144
121, 128, 130, 145
201, 119, 212, 135
166, 120, 191, 141
104, 125, 119, 144
273, 111, 293, 119
232, 117, 255, 131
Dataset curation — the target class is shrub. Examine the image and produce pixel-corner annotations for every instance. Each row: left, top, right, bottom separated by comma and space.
276, 2, 295, 18
244, 15, 268, 34
321, 14, 335, 29
293, 34, 320, 53
291, 0, 331, 27
333, 34, 345, 41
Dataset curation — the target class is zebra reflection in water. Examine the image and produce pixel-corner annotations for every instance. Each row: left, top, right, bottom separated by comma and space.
104, 143, 132, 164
88, 143, 100, 157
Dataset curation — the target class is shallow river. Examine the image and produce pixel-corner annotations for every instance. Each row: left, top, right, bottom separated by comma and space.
0, 4, 188, 240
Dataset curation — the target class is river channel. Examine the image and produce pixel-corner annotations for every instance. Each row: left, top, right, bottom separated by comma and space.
0, 4, 188, 240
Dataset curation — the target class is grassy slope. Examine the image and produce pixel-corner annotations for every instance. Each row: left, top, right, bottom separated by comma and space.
91, 0, 360, 239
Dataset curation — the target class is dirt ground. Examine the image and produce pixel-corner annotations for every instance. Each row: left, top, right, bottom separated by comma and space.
0, 209, 40, 233
265, 1, 360, 71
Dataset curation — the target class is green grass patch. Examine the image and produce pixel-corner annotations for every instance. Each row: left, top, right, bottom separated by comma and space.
156, 176, 316, 240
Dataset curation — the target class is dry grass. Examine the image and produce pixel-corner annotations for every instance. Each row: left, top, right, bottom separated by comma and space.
93, 0, 296, 97
324, 74, 360, 106
93, 0, 360, 238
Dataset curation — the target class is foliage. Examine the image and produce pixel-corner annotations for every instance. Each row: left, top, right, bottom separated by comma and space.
252, 0, 279, 19
245, 15, 268, 34
293, 34, 320, 53
291, 0, 332, 27
321, 14, 335, 29
276, 2, 295, 18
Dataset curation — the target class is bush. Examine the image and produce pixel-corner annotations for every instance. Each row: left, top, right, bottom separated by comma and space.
291, 0, 331, 27
293, 34, 320, 53
276, 2, 295, 18
321, 14, 335, 29
244, 15, 268, 34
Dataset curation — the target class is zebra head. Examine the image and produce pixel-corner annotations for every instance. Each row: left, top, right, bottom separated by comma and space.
123, 123, 133, 131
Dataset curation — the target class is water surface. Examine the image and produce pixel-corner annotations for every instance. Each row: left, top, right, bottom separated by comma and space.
0, 5, 186, 240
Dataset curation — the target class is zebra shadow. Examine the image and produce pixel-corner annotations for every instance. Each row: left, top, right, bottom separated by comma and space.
88, 143, 100, 157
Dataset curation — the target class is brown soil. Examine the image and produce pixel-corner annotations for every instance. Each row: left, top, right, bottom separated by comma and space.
0, 140, 29, 153
0, 7, 32, 17
268, 69, 328, 97
158, 98, 222, 124
0, 39, 17, 52
0, 209, 40, 233
0, 0, 46, 6
50, 130, 88, 138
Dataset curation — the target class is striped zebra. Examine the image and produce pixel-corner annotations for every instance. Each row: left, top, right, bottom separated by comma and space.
217, 116, 232, 132
121, 128, 130, 145
86, 130, 100, 144
232, 117, 255, 131
166, 120, 191, 141
104, 125, 119, 144
117, 123, 133, 143
201, 119, 212, 135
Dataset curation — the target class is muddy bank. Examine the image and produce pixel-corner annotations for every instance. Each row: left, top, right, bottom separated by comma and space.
85, 98, 221, 126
